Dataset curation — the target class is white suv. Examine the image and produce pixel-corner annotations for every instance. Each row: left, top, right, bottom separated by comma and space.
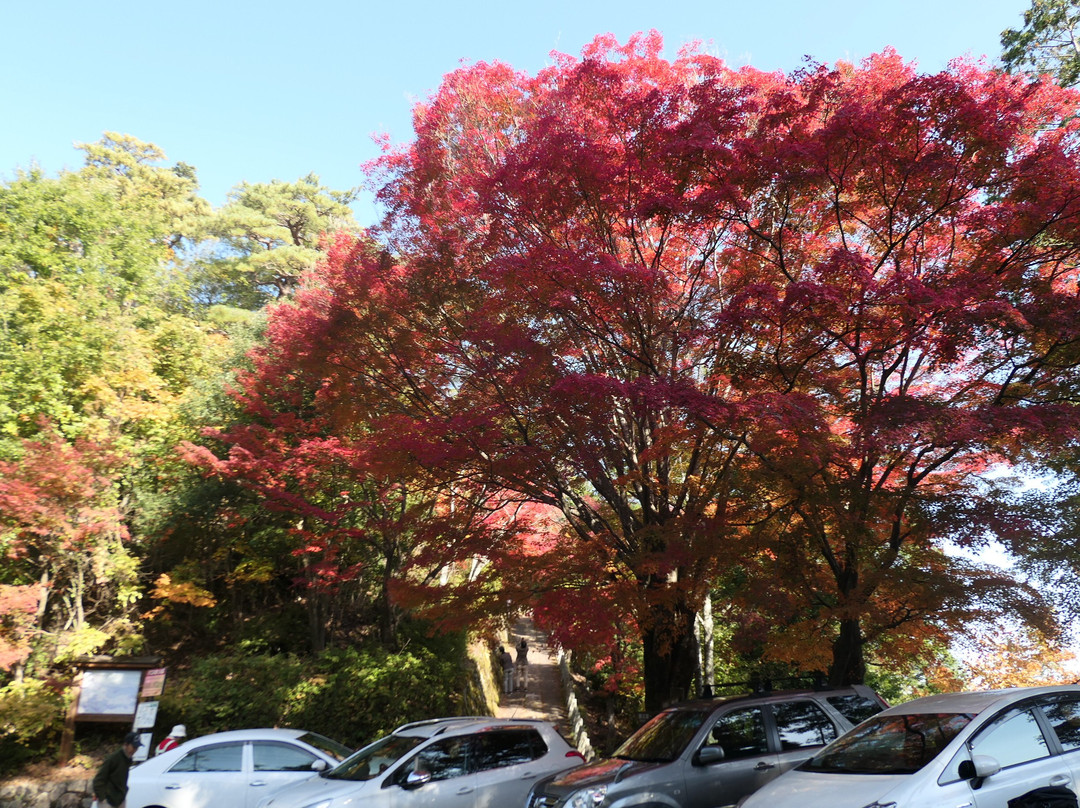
257, 717, 584, 808
737, 685, 1080, 808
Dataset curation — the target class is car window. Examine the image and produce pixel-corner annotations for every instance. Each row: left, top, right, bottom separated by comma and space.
773, 701, 838, 750
826, 694, 885, 725
472, 729, 546, 772
705, 707, 768, 759
1040, 697, 1080, 752
252, 741, 319, 772
614, 709, 710, 763
405, 737, 470, 782
970, 708, 1049, 769
805, 713, 972, 775
296, 731, 352, 762
327, 734, 425, 782
169, 742, 244, 773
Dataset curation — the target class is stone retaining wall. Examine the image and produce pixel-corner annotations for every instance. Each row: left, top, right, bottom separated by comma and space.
557, 648, 595, 761
0, 778, 93, 808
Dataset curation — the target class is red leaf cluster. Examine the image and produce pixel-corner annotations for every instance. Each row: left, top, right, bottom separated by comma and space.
192, 35, 1080, 705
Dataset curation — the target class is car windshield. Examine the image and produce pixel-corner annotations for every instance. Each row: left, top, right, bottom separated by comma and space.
297, 731, 353, 762
613, 709, 710, 763
801, 713, 973, 775
324, 734, 426, 781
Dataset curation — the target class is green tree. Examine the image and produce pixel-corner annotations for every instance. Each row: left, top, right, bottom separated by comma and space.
0, 134, 233, 689
1002, 0, 1080, 86
191, 173, 360, 308
0, 134, 223, 454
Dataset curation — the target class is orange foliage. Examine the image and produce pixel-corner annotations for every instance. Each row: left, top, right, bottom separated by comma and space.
961, 628, 1080, 690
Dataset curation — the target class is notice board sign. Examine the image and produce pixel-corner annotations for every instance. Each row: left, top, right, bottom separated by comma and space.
133, 700, 159, 729
61, 656, 162, 763
75, 669, 143, 720
141, 667, 167, 698
132, 731, 153, 763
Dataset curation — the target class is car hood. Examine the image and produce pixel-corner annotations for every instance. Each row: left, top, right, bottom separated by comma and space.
259, 773, 368, 808
541, 757, 669, 792
742, 769, 909, 808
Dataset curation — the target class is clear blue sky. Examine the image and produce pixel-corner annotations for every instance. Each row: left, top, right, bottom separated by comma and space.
4, 0, 1030, 227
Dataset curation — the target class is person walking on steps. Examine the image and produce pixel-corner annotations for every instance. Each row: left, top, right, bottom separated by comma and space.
516, 636, 529, 691
93, 731, 141, 808
498, 645, 515, 695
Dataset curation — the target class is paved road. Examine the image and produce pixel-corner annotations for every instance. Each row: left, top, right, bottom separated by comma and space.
495, 616, 569, 735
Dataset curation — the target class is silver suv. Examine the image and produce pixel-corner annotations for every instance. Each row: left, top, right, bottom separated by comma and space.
257, 717, 584, 808
526, 684, 887, 808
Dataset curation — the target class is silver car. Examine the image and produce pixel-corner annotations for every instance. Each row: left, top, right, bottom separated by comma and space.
737, 684, 1080, 808
126, 727, 353, 808
257, 717, 585, 808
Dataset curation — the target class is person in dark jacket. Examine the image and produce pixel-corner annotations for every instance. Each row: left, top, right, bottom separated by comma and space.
498, 645, 515, 694
515, 637, 529, 690
93, 731, 141, 807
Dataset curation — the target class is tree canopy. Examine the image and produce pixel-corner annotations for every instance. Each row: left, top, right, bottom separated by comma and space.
1002, 0, 1080, 87
5, 32, 1080, 729
194, 37, 1080, 711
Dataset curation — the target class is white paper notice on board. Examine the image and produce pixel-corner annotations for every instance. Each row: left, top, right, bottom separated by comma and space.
133, 700, 159, 729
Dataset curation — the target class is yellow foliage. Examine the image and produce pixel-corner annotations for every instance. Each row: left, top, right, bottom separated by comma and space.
961, 628, 1080, 690
150, 573, 217, 608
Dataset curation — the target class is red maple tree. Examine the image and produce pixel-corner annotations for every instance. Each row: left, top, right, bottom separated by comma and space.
0, 426, 130, 675
721, 52, 1080, 683
179, 297, 524, 650
196, 35, 1080, 709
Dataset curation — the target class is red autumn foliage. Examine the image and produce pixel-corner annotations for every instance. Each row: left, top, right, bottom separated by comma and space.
192, 34, 1080, 710
0, 425, 128, 669
0, 585, 37, 672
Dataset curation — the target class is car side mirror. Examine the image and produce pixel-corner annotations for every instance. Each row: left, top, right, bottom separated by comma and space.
402, 770, 432, 790
695, 746, 725, 766
311, 759, 328, 772
958, 754, 1000, 786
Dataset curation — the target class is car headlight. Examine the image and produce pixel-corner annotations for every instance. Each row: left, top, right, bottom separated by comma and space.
568, 785, 607, 808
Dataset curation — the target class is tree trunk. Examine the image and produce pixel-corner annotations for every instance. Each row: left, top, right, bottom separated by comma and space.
377, 540, 400, 646
377, 570, 398, 646
696, 593, 715, 696
641, 599, 697, 713
828, 617, 867, 685
307, 592, 327, 653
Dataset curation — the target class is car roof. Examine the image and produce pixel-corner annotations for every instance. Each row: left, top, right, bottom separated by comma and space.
186, 728, 310, 744
667, 685, 873, 712
878, 685, 1080, 716
392, 717, 554, 738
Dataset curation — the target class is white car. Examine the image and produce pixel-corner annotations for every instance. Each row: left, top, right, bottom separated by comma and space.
737, 685, 1080, 808
257, 717, 585, 808
126, 728, 353, 808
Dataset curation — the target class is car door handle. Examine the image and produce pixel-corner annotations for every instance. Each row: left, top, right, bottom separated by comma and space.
1050, 775, 1072, 786
519, 772, 537, 780
456, 786, 475, 795
250, 780, 268, 787
754, 762, 775, 771
165, 784, 182, 790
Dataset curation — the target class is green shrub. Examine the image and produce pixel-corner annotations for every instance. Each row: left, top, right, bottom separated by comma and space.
159, 653, 306, 734
157, 633, 478, 748
283, 645, 463, 746
0, 679, 66, 776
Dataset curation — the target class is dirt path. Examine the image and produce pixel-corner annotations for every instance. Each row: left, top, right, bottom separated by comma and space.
495, 616, 569, 736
